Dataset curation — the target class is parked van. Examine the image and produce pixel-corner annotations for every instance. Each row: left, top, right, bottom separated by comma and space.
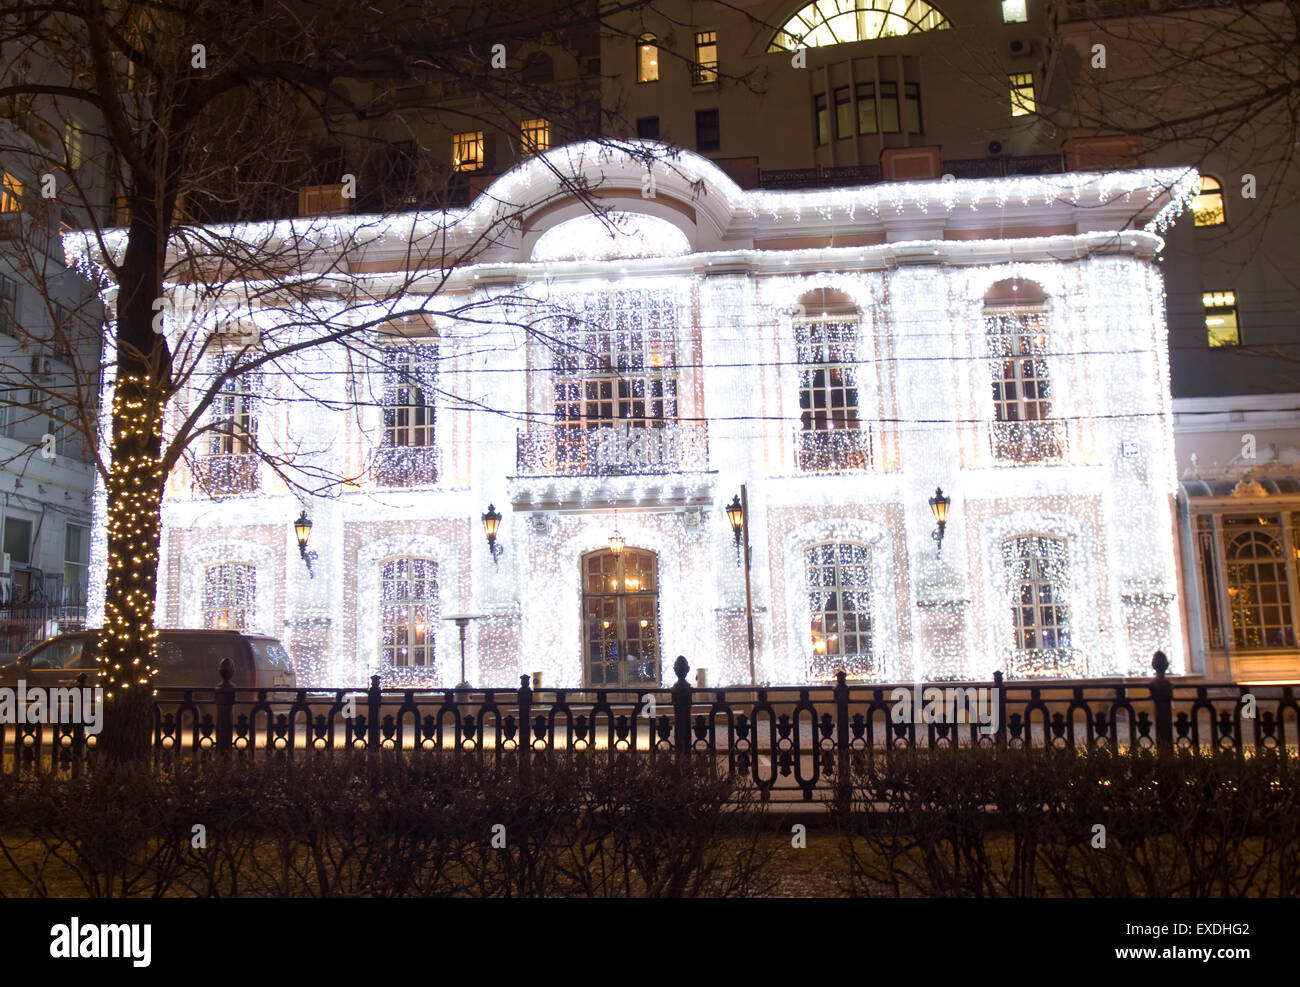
0, 629, 296, 691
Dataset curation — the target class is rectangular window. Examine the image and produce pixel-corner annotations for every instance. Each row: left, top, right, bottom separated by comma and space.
815, 93, 830, 144
64, 523, 89, 605
903, 82, 922, 133
380, 557, 439, 669
805, 542, 875, 679
1010, 73, 1035, 116
0, 172, 20, 212
3, 517, 32, 566
377, 342, 439, 487
202, 562, 255, 631
693, 30, 718, 85
1204, 290, 1239, 347
1003, 535, 1073, 674
855, 84, 876, 134
544, 289, 683, 476
1001, 0, 1029, 22
835, 87, 853, 139
636, 116, 660, 139
64, 120, 85, 171
452, 131, 484, 172
796, 320, 871, 471
987, 308, 1064, 461
637, 34, 659, 83
198, 356, 260, 495
521, 118, 550, 155
0, 274, 17, 336
879, 81, 901, 133
695, 109, 720, 152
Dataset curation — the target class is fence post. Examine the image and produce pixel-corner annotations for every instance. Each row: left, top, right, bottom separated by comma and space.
517, 674, 532, 781
366, 674, 381, 753
833, 670, 850, 811
992, 670, 1006, 749
1150, 651, 1173, 754
215, 658, 235, 757
672, 655, 691, 762
71, 672, 87, 778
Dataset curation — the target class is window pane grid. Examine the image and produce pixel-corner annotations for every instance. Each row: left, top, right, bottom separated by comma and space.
806, 541, 874, 679
202, 562, 256, 631
1002, 536, 1073, 674
1223, 519, 1296, 649
380, 557, 439, 668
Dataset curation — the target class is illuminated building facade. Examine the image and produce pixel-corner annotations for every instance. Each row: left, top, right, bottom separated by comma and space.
127, 144, 1196, 687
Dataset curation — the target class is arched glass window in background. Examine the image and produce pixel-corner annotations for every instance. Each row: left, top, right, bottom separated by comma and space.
1223, 518, 1296, 649
768, 0, 951, 52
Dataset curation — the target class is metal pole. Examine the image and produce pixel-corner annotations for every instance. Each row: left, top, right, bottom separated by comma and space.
741, 483, 756, 686
457, 618, 469, 689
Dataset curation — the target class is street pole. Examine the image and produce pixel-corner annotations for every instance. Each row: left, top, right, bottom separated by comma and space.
741, 483, 756, 686
455, 617, 470, 690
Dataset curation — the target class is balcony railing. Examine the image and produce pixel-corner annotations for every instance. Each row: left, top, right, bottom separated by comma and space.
990, 420, 1067, 464
192, 453, 261, 496
372, 444, 439, 488
795, 426, 874, 473
516, 422, 709, 477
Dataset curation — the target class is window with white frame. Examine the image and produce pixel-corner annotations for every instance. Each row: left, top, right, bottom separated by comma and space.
64, 523, 89, 605
547, 289, 682, 474
202, 562, 256, 631
379, 557, 438, 668
1222, 516, 1296, 649
376, 341, 438, 486
0, 273, 19, 336
1002, 534, 1073, 673
805, 541, 874, 678
985, 283, 1063, 462
795, 294, 870, 471
199, 356, 260, 494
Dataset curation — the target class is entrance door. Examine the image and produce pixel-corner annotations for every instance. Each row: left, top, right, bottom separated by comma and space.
582, 548, 660, 688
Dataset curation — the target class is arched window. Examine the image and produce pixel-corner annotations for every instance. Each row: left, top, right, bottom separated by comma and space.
794, 289, 871, 471
376, 340, 439, 487
583, 547, 660, 687
198, 354, 261, 495
1224, 520, 1295, 649
202, 562, 256, 631
1192, 175, 1226, 227
984, 280, 1063, 463
768, 0, 951, 52
1002, 535, 1072, 674
379, 557, 439, 668
805, 541, 873, 678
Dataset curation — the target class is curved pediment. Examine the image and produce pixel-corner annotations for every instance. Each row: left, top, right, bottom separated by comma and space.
531, 211, 693, 262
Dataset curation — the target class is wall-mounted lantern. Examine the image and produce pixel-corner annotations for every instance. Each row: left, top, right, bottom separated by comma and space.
725, 494, 744, 565
929, 487, 951, 556
294, 510, 315, 578
482, 504, 503, 565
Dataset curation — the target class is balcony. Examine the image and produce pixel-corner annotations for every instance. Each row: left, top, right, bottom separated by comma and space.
795, 426, 874, 473
372, 444, 439, 488
990, 420, 1068, 464
516, 422, 709, 477
192, 453, 260, 496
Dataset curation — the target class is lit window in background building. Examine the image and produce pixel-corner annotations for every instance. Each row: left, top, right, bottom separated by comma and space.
1192, 175, 1226, 226
0, 172, 21, 212
521, 118, 550, 155
637, 34, 659, 83
452, 131, 483, 172
1203, 290, 1240, 347
693, 30, 718, 85
1010, 72, 1035, 116
1001, 0, 1029, 22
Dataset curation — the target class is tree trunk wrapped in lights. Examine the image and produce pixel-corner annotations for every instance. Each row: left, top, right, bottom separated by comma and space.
96, 378, 165, 761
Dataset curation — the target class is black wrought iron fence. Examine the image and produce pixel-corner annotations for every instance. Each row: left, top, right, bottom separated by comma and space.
5, 653, 1297, 799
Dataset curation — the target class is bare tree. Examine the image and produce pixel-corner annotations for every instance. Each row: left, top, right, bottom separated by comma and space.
0, 0, 688, 758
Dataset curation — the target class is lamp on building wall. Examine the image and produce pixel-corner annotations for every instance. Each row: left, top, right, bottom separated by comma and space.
481, 504, 503, 565
608, 527, 625, 559
929, 487, 951, 556
725, 495, 744, 565
293, 510, 315, 578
